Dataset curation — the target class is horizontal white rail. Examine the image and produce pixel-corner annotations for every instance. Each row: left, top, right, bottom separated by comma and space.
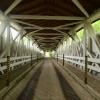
0, 56, 37, 63
0, 58, 6, 63
0, 56, 37, 73
57, 55, 100, 72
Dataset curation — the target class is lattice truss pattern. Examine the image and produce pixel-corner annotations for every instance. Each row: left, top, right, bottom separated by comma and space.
0, 0, 100, 76
56, 21, 100, 75
0, 12, 43, 74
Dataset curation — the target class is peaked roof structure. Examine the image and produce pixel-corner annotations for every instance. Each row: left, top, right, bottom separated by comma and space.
0, 0, 100, 51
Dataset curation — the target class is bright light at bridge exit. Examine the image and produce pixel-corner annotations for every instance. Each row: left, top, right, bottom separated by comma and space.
45, 52, 50, 57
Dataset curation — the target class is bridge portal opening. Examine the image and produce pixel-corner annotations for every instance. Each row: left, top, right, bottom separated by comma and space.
45, 52, 50, 58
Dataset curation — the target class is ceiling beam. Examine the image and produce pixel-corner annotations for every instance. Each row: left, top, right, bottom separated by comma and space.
12, 20, 71, 30
26, 29, 65, 37
54, 21, 81, 29
5, 0, 22, 15
10, 15, 85, 20
38, 41, 56, 43
51, 36, 63, 39
40, 43, 57, 46
33, 36, 47, 39
32, 33, 65, 36
23, 27, 40, 30
53, 29, 72, 38
12, 19, 42, 28
33, 33, 65, 36
33, 35, 62, 39
23, 26, 71, 30
38, 41, 58, 44
37, 38, 59, 42
72, 0, 89, 17
40, 45, 56, 48
25, 29, 43, 37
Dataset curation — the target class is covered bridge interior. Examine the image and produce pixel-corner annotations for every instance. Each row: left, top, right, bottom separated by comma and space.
0, 0, 100, 100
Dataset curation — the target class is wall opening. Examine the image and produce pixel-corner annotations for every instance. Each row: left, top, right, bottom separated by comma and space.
45, 52, 50, 57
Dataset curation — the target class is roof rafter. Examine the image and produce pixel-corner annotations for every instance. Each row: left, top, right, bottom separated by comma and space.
5, 0, 22, 15
24, 29, 43, 37
32, 33, 64, 36
9, 15, 85, 20
37, 38, 59, 42
12, 19, 42, 28
53, 29, 74, 39
54, 21, 81, 29
23, 26, 71, 30
33, 35, 62, 40
72, 0, 89, 17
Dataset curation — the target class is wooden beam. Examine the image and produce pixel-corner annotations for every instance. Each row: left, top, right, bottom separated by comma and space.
5, 0, 22, 15
33, 35, 62, 39
12, 19, 42, 28
39, 44, 56, 48
32, 33, 65, 36
23, 27, 39, 30
24, 29, 43, 37
54, 29, 74, 39
37, 38, 59, 42
51, 36, 63, 39
72, 0, 89, 17
26, 29, 65, 37
38, 41, 56, 43
38, 41, 58, 43
10, 15, 85, 20
54, 21, 81, 29
23, 26, 71, 30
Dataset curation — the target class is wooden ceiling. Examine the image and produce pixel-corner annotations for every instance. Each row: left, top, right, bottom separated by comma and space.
0, 0, 100, 51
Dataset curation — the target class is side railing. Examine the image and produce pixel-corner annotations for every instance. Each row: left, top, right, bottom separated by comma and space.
0, 56, 37, 74
57, 55, 100, 73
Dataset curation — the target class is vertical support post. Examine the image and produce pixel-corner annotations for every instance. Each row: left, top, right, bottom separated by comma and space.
6, 24, 10, 86
28, 38, 30, 55
84, 22, 88, 84
84, 55, 88, 84
63, 54, 64, 66
6, 56, 10, 86
31, 54, 32, 66
0, 36, 3, 53
37, 53, 38, 62
57, 53, 58, 61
